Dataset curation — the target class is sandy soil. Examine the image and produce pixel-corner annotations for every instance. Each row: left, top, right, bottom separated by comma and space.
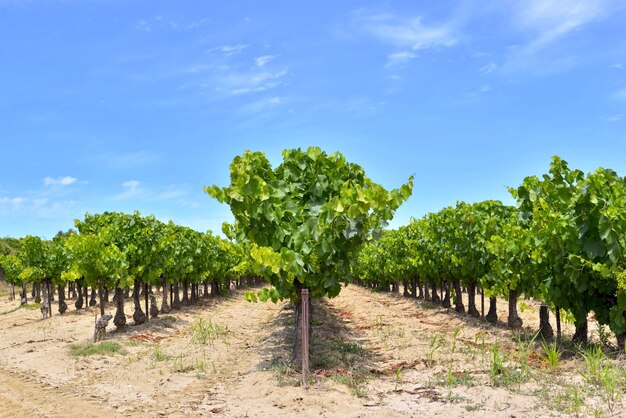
0, 283, 624, 417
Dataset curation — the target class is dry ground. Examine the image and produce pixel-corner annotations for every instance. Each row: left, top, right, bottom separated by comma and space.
0, 283, 625, 417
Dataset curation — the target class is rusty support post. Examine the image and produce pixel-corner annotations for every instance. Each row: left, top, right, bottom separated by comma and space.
301, 288, 309, 386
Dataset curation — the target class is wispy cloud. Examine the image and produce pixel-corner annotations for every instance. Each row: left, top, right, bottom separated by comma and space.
158, 185, 189, 200
0, 195, 78, 222
255, 55, 277, 67
134, 16, 210, 33
209, 44, 248, 56
500, 0, 614, 73
183, 64, 215, 74
134, 20, 152, 32
222, 70, 288, 95
605, 114, 622, 122
116, 180, 143, 199
616, 87, 626, 101
0, 196, 26, 207
43, 176, 77, 186
239, 96, 285, 114
479, 62, 497, 75
167, 18, 210, 31
352, 10, 458, 69
513, 0, 608, 50
386, 51, 417, 68
355, 11, 457, 50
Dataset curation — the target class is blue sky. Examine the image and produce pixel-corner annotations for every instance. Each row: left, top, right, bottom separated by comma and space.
1, 0, 625, 238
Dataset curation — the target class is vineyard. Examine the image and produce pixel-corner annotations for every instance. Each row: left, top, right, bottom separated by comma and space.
1, 147, 626, 417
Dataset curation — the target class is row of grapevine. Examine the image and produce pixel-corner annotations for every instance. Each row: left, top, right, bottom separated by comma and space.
355, 157, 626, 349
0, 211, 257, 340
207, 146, 414, 362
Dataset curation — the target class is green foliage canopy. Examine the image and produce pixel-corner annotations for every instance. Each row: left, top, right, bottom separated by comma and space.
207, 146, 413, 301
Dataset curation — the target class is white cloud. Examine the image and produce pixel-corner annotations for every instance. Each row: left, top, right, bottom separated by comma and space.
116, 180, 143, 199
0, 197, 24, 207
499, 0, 613, 73
134, 20, 152, 32
223, 70, 288, 95
514, 0, 608, 45
479, 62, 497, 75
43, 176, 77, 186
0, 195, 77, 221
158, 185, 189, 200
184, 64, 214, 74
255, 55, 277, 67
168, 18, 209, 31
386, 51, 417, 67
209, 44, 248, 55
356, 11, 457, 51
239, 96, 285, 114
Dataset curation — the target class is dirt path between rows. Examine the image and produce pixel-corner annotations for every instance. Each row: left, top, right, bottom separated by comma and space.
0, 284, 624, 417
0, 365, 115, 418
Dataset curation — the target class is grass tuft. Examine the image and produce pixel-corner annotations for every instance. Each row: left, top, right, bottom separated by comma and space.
69, 341, 127, 357
189, 318, 229, 345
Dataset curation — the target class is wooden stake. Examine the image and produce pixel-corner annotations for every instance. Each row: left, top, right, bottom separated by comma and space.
301, 288, 309, 386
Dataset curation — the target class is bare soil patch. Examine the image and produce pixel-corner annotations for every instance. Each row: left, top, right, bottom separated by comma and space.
0, 284, 625, 417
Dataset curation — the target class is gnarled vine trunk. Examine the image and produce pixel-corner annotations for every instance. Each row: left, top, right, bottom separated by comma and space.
190, 282, 198, 304
507, 290, 523, 329
161, 278, 170, 313
182, 281, 190, 306
453, 280, 464, 313
40, 281, 50, 320
572, 317, 588, 344
539, 305, 554, 340
203, 281, 209, 298
442, 282, 451, 308
150, 294, 159, 318
486, 297, 497, 324
94, 314, 112, 342
431, 283, 440, 303
132, 279, 146, 325
113, 287, 126, 329
34, 282, 41, 304
172, 282, 181, 309
21, 282, 28, 305
211, 280, 220, 297
89, 287, 97, 307
467, 282, 480, 317
75, 281, 84, 310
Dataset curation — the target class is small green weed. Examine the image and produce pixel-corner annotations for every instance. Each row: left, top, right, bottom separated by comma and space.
69, 341, 127, 357
152, 344, 172, 362
580, 345, 606, 385
542, 341, 561, 372
336, 341, 366, 356
189, 318, 228, 345
553, 385, 584, 415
